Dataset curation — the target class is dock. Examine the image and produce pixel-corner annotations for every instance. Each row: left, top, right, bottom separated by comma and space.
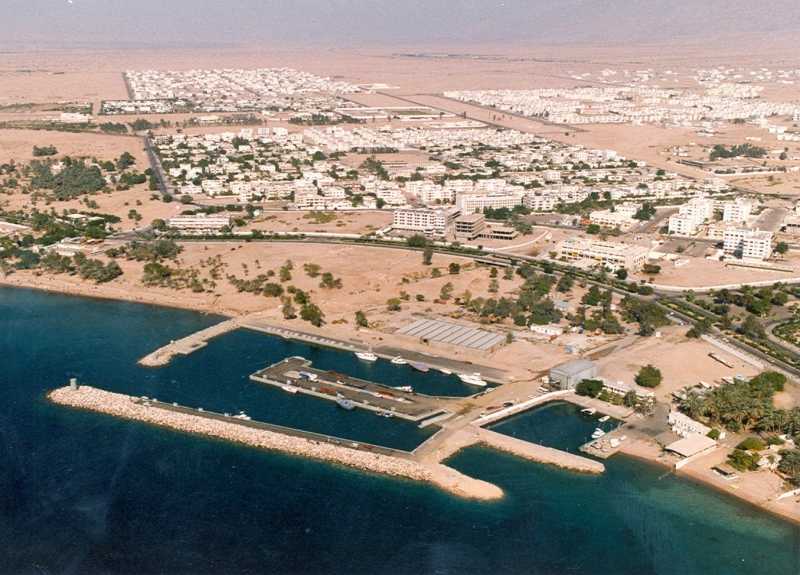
139, 319, 240, 367
48, 385, 503, 501
249, 356, 448, 423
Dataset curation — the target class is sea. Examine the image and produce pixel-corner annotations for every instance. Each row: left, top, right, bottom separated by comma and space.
1, 286, 798, 574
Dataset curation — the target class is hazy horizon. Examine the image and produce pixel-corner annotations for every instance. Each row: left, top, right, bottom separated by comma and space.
3, 0, 800, 48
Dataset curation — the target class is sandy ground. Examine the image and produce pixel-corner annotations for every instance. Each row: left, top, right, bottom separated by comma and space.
247, 210, 393, 234
643, 255, 800, 289
595, 325, 761, 403
0, 129, 148, 164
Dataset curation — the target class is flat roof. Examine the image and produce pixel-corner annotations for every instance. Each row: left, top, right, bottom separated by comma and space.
550, 359, 596, 376
665, 434, 717, 458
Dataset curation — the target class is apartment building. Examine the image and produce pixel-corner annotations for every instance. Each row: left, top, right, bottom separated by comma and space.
167, 215, 232, 235
456, 191, 526, 214
558, 238, 649, 271
723, 228, 773, 261
392, 207, 461, 237
722, 198, 753, 224
668, 195, 714, 235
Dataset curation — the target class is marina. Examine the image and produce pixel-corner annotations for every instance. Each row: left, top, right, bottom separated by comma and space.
249, 356, 449, 422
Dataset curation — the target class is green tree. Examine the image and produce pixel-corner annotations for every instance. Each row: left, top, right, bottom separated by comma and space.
355, 310, 368, 328
422, 244, 434, 265
635, 365, 662, 388
576, 378, 604, 398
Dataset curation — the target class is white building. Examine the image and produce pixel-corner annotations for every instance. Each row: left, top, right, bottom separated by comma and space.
392, 207, 460, 237
668, 411, 711, 438
456, 191, 526, 214
558, 238, 649, 271
723, 228, 773, 260
722, 198, 753, 224
668, 195, 713, 235
167, 215, 231, 234
589, 209, 636, 230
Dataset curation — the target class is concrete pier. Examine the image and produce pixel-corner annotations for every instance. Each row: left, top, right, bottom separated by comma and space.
476, 428, 605, 474
48, 385, 502, 501
138, 319, 240, 367
250, 356, 447, 422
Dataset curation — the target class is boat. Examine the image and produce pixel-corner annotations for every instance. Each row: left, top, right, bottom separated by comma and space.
282, 384, 299, 394
355, 351, 378, 362
336, 398, 355, 410
410, 362, 430, 373
591, 428, 606, 439
393, 385, 413, 393
438, 368, 453, 375
390, 356, 408, 365
598, 415, 611, 423
234, 411, 252, 421
458, 372, 487, 387
380, 411, 395, 418
581, 408, 597, 416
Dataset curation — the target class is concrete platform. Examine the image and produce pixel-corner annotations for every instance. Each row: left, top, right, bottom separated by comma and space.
250, 356, 447, 422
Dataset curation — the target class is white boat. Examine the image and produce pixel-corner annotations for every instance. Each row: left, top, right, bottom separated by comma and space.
282, 384, 299, 394
581, 408, 597, 416
439, 368, 453, 375
393, 385, 413, 393
355, 351, 378, 362
591, 428, 606, 439
598, 415, 610, 423
458, 372, 487, 387
234, 411, 252, 421
391, 356, 408, 365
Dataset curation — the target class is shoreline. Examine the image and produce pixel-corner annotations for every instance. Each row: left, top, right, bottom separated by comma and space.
7, 277, 800, 526
618, 442, 800, 527
48, 385, 504, 502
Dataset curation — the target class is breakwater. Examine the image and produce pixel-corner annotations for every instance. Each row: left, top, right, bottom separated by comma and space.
48, 386, 502, 501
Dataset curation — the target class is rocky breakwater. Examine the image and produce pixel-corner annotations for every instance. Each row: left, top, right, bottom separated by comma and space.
48, 386, 503, 501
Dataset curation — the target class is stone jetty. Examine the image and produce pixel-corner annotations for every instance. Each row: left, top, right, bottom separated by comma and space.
138, 319, 240, 367
48, 386, 502, 501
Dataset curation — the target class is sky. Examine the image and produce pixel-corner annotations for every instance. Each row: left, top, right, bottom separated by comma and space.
2, 0, 799, 47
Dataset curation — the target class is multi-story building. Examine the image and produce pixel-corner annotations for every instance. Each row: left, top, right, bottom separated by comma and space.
668, 195, 714, 235
456, 191, 526, 214
558, 238, 649, 271
722, 198, 753, 224
392, 207, 460, 237
723, 228, 773, 261
167, 215, 231, 235
589, 209, 636, 230
453, 213, 487, 240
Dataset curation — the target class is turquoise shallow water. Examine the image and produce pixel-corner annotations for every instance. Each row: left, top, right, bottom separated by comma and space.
1, 286, 798, 574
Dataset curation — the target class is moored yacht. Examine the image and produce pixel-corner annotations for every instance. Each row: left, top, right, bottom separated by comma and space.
355, 351, 378, 362
459, 372, 487, 387
390, 356, 408, 365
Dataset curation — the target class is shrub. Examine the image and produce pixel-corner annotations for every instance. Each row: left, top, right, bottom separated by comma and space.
576, 378, 604, 398
736, 437, 766, 452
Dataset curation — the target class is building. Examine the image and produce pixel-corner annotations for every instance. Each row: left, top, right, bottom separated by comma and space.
668, 195, 713, 235
603, 379, 655, 400
722, 198, 753, 224
456, 191, 525, 214
589, 209, 636, 230
454, 213, 486, 240
392, 207, 460, 237
558, 238, 649, 271
723, 228, 773, 260
668, 411, 711, 437
167, 215, 231, 235
549, 359, 597, 391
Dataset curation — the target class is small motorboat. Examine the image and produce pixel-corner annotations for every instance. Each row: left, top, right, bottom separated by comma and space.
598, 415, 610, 423
438, 368, 453, 375
355, 351, 378, 362
282, 384, 299, 394
393, 385, 413, 393
336, 398, 356, 410
391, 356, 408, 365
591, 428, 606, 439
458, 373, 487, 387
581, 408, 597, 416
410, 362, 430, 373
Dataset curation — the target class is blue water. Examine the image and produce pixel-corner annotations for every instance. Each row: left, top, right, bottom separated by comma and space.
490, 401, 619, 453
1, 286, 799, 574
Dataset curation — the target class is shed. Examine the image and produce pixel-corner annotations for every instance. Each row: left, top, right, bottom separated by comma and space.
665, 434, 717, 458
549, 359, 598, 391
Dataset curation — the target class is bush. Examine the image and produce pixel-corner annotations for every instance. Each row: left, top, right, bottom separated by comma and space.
736, 437, 766, 451
707, 428, 721, 440
576, 378, 604, 398
727, 449, 759, 472
635, 365, 662, 388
